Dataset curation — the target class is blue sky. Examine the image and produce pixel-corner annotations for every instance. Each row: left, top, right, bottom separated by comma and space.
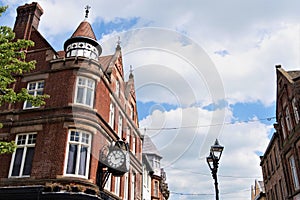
2, 0, 300, 199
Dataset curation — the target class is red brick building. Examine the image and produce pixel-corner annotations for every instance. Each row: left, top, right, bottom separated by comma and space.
260, 65, 300, 200
0, 2, 143, 200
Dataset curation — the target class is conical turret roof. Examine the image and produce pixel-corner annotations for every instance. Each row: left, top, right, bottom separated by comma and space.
71, 20, 97, 40
64, 19, 102, 55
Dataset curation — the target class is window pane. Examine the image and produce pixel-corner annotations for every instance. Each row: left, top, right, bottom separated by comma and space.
11, 148, 24, 176
28, 134, 36, 144
70, 131, 80, 142
78, 78, 85, 86
76, 87, 84, 104
71, 50, 77, 57
25, 102, 32, 108
37, 82, 44, 89
81, 133, 89, 144
22, 147, 35, 175
86, 88, 92, 106
28, 83, 36, 90
87, 80, 94, 88
78, 146, 88, 176
37, 91, 43, 95
17, 135, 26, 145
66, 144, 78, 174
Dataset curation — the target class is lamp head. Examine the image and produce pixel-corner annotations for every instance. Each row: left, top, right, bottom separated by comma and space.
206, 152, 215, 170
210, 139, 224, 160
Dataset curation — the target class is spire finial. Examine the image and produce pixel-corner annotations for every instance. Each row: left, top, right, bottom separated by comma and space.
117, 36, 121, 46
130, 65, 133, 74
129, 65, 134, 79
85, 5, 91, 19
116, 36, 121, 50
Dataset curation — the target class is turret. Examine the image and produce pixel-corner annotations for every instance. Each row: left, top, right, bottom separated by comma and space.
63, 6, 102, 60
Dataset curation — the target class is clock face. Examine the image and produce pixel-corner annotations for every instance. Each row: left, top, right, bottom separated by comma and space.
107, 149, 125, 169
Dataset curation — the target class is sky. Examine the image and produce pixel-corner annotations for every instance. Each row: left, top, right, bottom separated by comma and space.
1, 0, 300, 199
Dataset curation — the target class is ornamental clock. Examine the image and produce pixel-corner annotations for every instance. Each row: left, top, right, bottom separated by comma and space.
107, 149, 125, 169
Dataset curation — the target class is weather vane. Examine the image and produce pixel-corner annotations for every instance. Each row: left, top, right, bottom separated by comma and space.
85, 5, 91, 19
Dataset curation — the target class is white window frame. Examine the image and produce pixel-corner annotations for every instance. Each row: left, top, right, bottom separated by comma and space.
23, 80, 44, 109
114, 176, 121, 196
285, 107, 292, 131
143, 166, 147, 187
292, 98, 299, 124
118, 114, 123, 138
131, 173, 135, 200
74, 76, 95, 107
104, 173, 111, 191
124, 173, 129, 200
9, 133, 37, 177
64, 129, 92, 178
109, 103, 115, 129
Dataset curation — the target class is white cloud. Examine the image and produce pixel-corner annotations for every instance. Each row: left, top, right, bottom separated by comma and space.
210, 23, 300, 106
139, 106, 271, 200
6, 0, 299, 105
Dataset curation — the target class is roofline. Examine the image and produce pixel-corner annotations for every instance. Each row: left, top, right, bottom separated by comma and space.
276, 65, 295, 84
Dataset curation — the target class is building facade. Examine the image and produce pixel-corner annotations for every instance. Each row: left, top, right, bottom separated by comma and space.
260, 65, 300, 200
142, 135, 169, 200
142, 154, 153, 200
251, 180, 266, 200
0, 2, 144, 200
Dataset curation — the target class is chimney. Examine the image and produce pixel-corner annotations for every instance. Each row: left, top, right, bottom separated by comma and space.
13, 2, 43, 40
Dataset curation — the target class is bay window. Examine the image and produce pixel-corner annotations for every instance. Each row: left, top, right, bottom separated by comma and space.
65, 130, 91, 178
75, 77, 95, 107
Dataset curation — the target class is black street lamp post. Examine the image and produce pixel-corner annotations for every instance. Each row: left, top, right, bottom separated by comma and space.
206, 139, 224, 200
